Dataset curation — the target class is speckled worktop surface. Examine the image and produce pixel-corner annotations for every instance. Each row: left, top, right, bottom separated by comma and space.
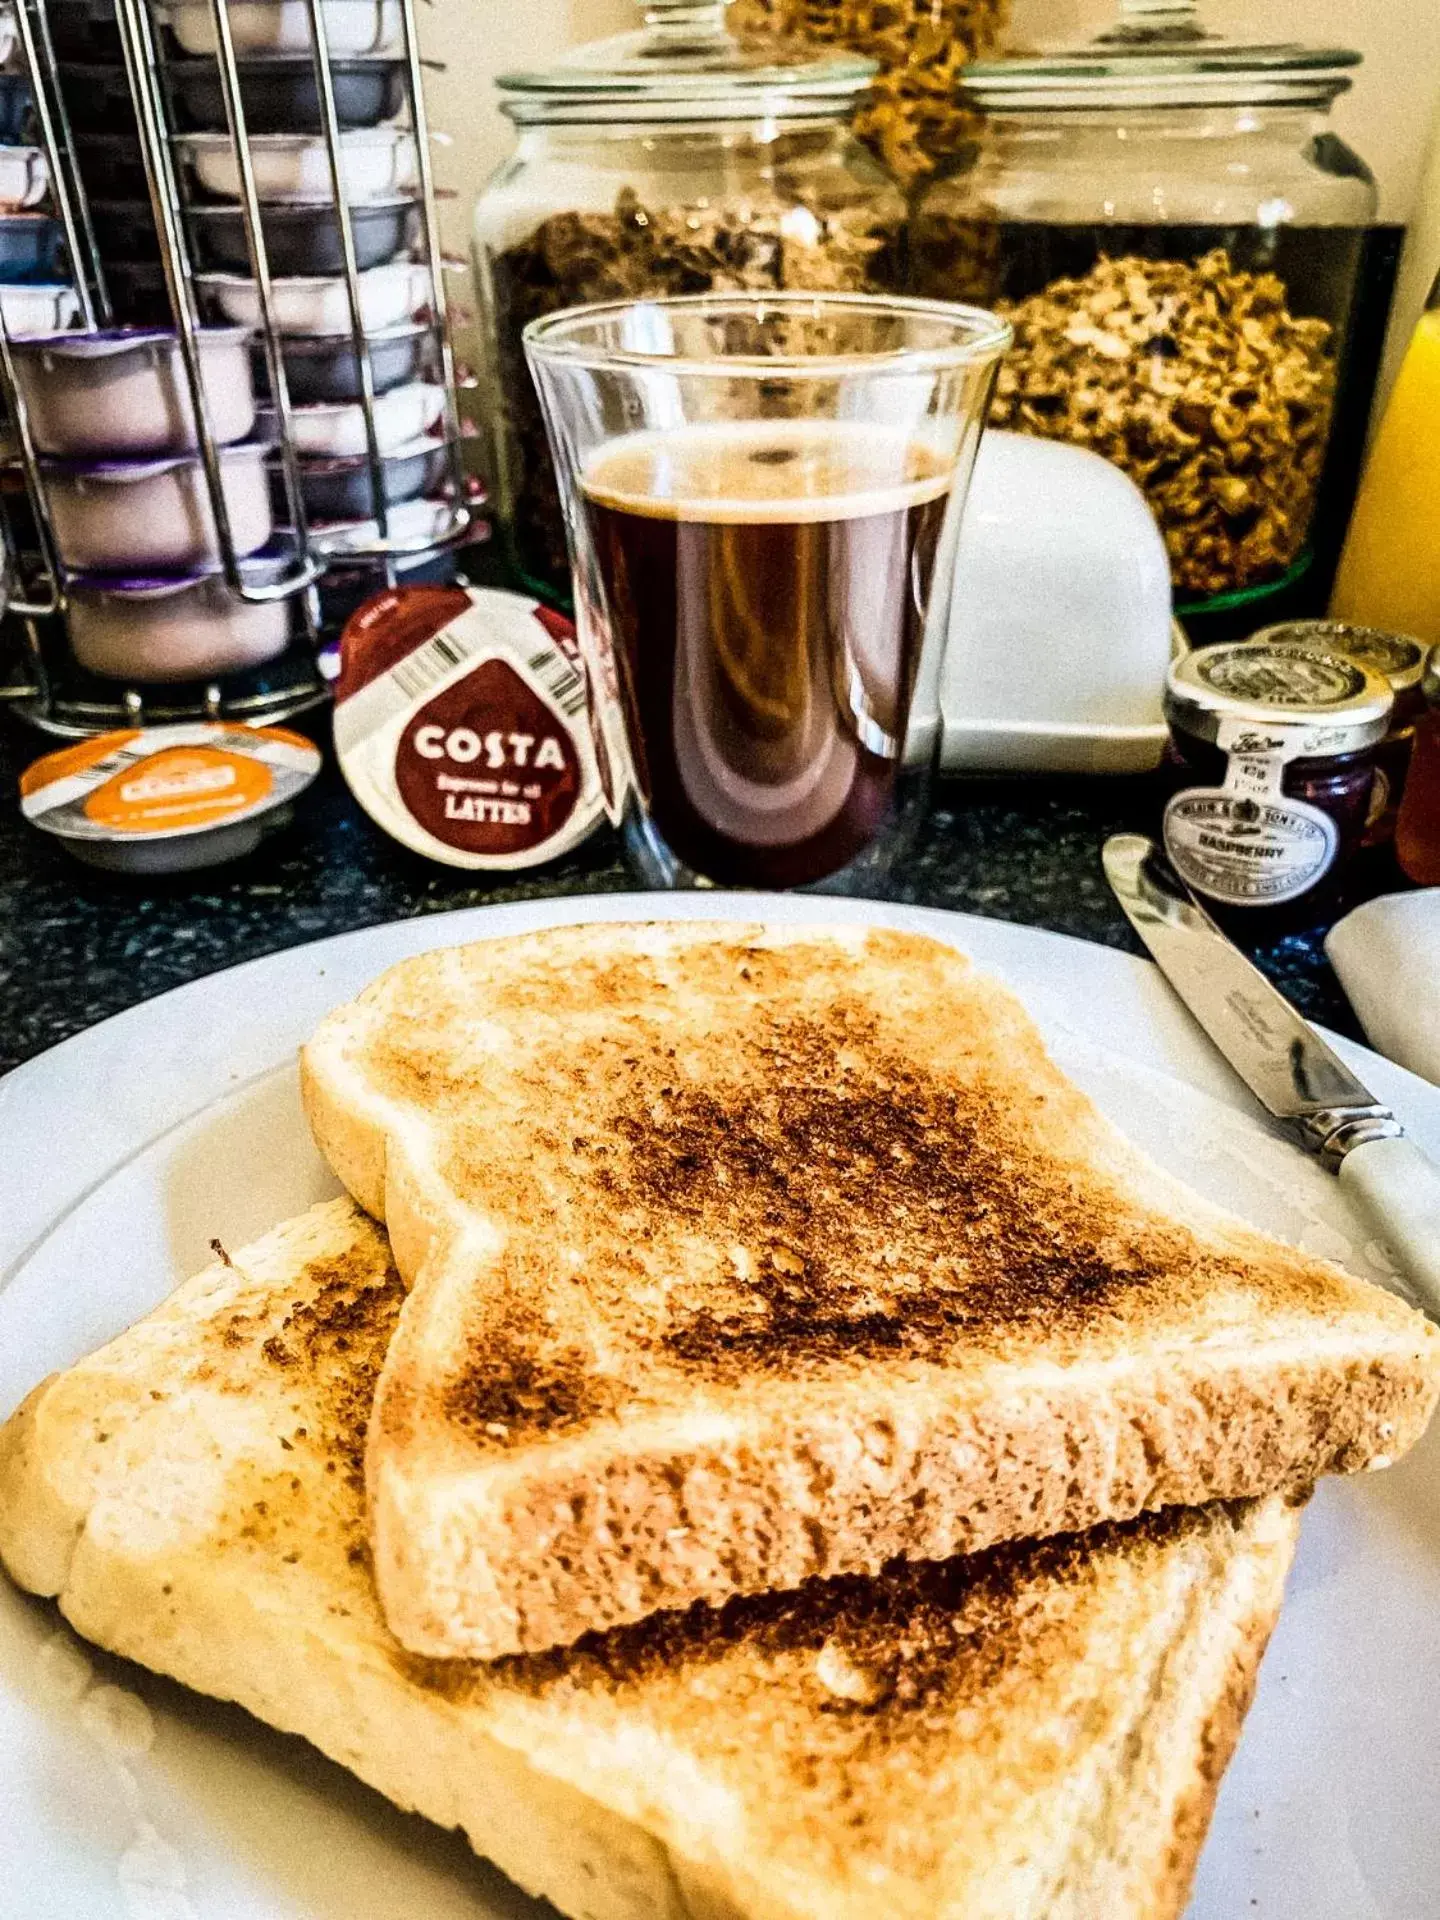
0, 709, 1398, 1081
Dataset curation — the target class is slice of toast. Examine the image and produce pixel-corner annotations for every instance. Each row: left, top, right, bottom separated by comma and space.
300, 922, 1438, 1661
0, 1199, 1302, 1920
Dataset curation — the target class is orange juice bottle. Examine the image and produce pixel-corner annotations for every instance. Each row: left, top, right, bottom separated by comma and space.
1331, 282, 1440, 646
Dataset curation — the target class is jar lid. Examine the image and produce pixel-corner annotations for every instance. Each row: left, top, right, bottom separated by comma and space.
496, 0, 874, 126
962, 0, 1359, 113
1249, 621, 1430, 694
19, 722, 320, 873
1166, 641, 1392, 752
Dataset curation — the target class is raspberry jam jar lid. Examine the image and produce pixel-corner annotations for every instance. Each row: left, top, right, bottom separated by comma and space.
1249, 621, 1429, 695
1165, 641, 1392, 757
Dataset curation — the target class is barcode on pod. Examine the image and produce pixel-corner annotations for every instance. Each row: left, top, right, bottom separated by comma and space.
389, 628, 475, 704
71, 743, 152, 785
525, 646, 588, 720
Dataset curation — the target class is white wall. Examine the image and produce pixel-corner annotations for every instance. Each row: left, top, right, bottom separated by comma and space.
1008, 0, 1440, 225
420, 0, 1440, 230
418, 0, 632, 254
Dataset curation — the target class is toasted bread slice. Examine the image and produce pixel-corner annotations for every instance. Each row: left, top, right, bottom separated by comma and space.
0, 1199, 1301, 1920
299, 922, 1438, 1661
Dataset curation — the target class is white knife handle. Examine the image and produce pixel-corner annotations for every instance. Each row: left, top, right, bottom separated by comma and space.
1338, 1135, 1440, 1323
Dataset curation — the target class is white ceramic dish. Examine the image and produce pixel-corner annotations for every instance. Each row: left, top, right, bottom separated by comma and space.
7, 327, 255, 457
198, 257, 428, 333
159, 0, 402, 57
942, 433, 1177, 775
260, 377, 445, 455
0, 143, 47, 213
1, 895, 1438, 1920
40, 441, 274, 571
175, 126, 418, 203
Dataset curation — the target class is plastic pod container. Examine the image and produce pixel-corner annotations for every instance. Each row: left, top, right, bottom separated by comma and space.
257, 380, 444, 456
158, 0, 402, 59
40, 440, 274, 571
259, 318, 436, 402
0, 282, 78, 336
19, 721, 321, 873
8, 328, 255, 457
0, 146, 49, 214
196, 258, 429, 332
311, 491, 457, 555
174, 128, 418, 203
331, 584, 604, 870
291, 435, 447, 520
0, 216, 67, 285
165, 55, 405, 134
187, 195, 418, 275
65, 549, 296, 680
0, 71, 34, 144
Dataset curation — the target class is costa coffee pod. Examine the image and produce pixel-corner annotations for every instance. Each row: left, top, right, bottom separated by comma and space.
19, 722, 320, 874
333, 584, 607, 869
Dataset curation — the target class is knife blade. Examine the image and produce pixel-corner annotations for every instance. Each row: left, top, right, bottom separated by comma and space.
1103, 832, 1440, 1320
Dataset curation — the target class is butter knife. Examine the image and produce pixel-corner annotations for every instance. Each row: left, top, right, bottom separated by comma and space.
1103, 832, 1440, 1321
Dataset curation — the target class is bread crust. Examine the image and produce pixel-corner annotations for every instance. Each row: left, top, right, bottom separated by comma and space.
297, 923, 1439, 1659
0, 1200, 1302, 1920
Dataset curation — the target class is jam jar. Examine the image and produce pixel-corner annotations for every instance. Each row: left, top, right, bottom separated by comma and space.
1163, 641, 1392, 930
1250, 620, 1429, 845
1396, 646, 1440, 886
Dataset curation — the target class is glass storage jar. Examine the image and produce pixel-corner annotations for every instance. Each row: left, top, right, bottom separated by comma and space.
473, 0, 907, 597
912, 0, 1381, 625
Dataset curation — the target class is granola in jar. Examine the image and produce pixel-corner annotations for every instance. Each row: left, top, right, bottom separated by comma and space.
986, 251, 1337, 600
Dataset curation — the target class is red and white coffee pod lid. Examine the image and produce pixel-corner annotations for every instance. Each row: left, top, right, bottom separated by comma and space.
333, 584, 607, 870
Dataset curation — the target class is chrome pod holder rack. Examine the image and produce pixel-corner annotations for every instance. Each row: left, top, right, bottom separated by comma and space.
0, 0, 472, 737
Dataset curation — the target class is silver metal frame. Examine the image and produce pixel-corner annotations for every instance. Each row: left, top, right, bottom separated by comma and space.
0, 0, 471, 736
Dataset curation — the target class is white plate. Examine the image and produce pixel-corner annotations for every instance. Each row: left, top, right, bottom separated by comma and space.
2, 894, 1438, 1920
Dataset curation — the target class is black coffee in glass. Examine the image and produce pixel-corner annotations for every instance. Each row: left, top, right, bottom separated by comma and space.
582, 420, 952, 888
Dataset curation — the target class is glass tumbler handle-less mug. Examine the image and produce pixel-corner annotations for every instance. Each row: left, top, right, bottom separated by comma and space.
525, 292, 1010, 894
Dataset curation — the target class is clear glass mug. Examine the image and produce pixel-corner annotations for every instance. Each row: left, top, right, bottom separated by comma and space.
524, 292, 1010, 892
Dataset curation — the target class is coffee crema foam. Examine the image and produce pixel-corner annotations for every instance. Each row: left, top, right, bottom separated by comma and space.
581, 420, 955, 526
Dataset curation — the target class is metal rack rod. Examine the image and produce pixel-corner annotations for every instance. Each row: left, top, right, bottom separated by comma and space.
114, 0, 322, 611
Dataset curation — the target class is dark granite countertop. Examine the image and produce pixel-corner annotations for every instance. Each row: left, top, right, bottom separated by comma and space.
0, 711, 1390, 1080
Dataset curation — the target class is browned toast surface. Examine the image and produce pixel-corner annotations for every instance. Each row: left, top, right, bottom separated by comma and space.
0, 1201, 1301, 1920
298, 923, 1439, 1658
